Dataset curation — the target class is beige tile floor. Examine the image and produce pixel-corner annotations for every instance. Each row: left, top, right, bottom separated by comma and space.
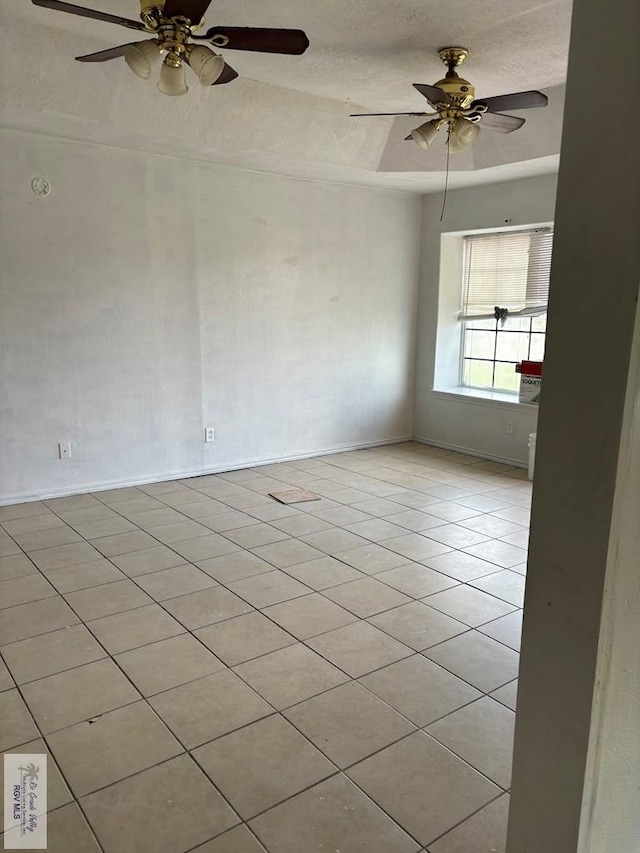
0, 441, 529, 853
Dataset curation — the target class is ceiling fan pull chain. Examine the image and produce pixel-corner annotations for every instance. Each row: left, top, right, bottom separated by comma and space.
440, 126, 452, 223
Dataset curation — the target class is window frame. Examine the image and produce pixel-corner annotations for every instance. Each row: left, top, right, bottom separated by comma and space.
431, 222, 553, 404
457, 226, 551, 395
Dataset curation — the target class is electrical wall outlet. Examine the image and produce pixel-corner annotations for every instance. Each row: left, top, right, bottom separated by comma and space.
505, 421, 514, 435
204, 427, 215, 443
58, 441, 71, 459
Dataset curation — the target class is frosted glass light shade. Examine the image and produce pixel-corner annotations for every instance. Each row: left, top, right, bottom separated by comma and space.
158, 60, 188, 96
411, 119, 440, 150
188, 45, 225, 85
124, 40, 161, 79
449, 118, 480, 152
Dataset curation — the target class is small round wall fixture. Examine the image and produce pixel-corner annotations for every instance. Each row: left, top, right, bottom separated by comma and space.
31, 177, 52, 197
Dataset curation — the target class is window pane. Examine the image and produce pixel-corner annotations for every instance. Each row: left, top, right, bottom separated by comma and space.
464, 329, 495, 359
495, 332, 531, 363
464, 318, 497, 331
463, 359, 494, 389
530, 333, 546, 361
494, 362, 520, 393
532, 314, 547, 332
502, 316, 531, 332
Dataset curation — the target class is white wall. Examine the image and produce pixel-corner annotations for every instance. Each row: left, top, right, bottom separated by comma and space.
413, 174, 558, 464
578, 297, 640, 853
0, 129, 421, 503
506, 0, 640, 843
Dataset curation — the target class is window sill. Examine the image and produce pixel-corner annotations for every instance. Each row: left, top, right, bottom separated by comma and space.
430, 387, 539, 411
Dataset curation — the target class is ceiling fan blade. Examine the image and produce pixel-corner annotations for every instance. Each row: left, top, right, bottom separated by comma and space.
472, 90, 548, 113
480, 112, 526, 133
413, 83, 452, 106
163, 0, 212, 22
351, 112, 431, 117
199, 27, 309, 55
31, 0, 145, 30
75, 43, 135, 62
211, 62, 238, 85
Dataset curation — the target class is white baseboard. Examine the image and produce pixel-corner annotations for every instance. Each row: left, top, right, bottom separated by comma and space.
413, 435, 528, 469
1, 435, 413, 506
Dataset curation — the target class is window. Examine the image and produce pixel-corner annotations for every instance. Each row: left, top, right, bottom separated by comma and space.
459, 228, 553, 393
462, 313, 547, 393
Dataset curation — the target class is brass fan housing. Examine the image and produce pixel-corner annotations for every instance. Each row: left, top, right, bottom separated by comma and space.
136, 2, 210, 55
138, 2, 206, 33
435, 46, 474, 109
139, 2, 163, 29
438, 46, 469, 67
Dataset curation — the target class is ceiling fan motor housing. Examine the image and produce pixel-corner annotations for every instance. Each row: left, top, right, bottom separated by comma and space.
434, 46, 474, 112
139, 2, 165, 30
140, 1, 164, 14
434, 74, 475, 110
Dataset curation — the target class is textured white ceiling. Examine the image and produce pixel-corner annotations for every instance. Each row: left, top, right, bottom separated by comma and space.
2, 0, 573, 190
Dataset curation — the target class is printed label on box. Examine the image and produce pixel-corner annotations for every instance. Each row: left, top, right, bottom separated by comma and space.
519, 374, 542, 404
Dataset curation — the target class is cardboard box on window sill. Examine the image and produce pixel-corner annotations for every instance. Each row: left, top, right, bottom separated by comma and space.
516, 360, 543, 404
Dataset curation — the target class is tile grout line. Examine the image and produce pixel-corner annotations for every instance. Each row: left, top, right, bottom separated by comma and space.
2, 529, 522, 699
3, 508, 522, 716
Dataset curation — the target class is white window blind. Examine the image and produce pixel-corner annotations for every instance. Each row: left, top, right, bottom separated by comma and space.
459, 228, 553, 321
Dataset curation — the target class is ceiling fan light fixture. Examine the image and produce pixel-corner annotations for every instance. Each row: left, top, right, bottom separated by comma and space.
448, 117, 480, 152
123, 39, 161, 79
411, 119, 441, 150
157, 55, 189, 96
187, 45, 226, 86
